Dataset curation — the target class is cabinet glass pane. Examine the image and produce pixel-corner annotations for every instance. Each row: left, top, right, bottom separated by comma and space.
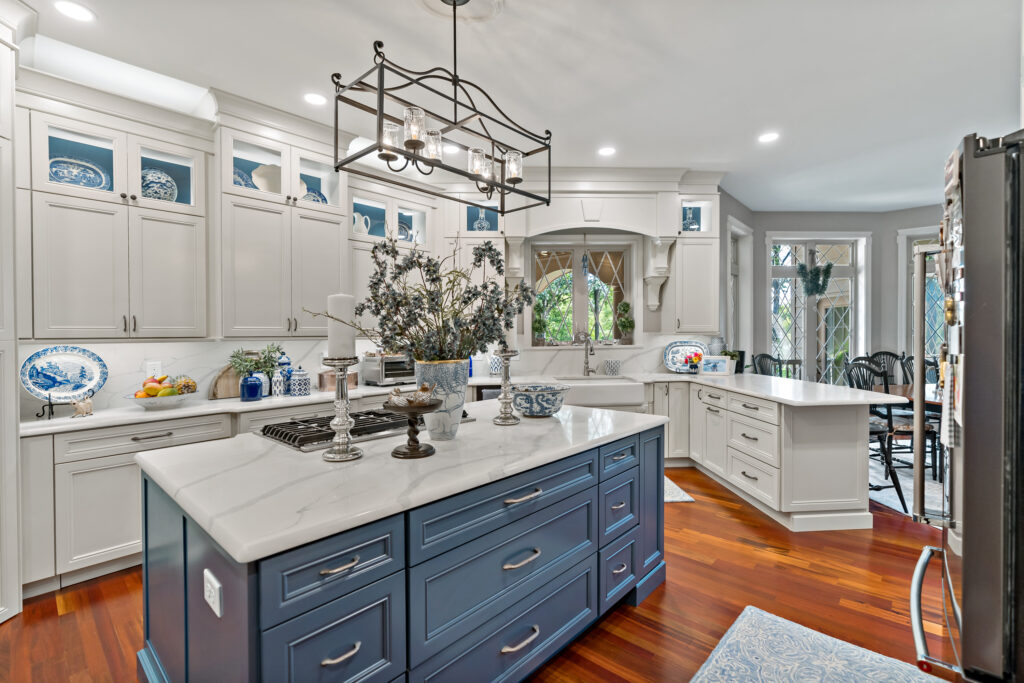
680, 200, 712, 233
47, 126, 115, 192
297, 156, 340, 207
140, 147, 194, 206
397, 206, 426, 244
466, 205, 499, 232
232, 139, 282, 194
352, 197, 387, 238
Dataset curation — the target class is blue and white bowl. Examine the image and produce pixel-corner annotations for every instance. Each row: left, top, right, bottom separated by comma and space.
511, 383, 570, 417
140, 167, 179, 202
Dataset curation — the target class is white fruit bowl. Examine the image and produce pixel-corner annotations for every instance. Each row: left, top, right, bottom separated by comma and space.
128, 394, 188, 410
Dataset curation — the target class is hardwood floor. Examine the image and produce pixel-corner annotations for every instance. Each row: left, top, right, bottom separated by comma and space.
0, 467, 953, 682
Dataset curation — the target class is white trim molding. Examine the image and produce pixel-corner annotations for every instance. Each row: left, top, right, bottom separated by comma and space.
643, 236, 672, 311
895, 225, 941, 354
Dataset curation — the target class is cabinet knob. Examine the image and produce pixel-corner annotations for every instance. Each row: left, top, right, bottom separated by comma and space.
130, 194, 137, 200
119, 192, 128, 199
286, 195, 292, 201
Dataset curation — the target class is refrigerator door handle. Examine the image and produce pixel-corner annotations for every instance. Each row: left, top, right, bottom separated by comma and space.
911, 545, 961, 675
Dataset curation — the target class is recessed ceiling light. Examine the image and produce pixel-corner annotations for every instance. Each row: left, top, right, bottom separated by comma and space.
54, 1, 95, 21
444, 144, 460, 154
303, 93, 327, 106
758, 131, 780, 143
598, 146, 616, 157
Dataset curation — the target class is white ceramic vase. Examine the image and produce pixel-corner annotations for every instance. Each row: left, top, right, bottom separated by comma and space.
415, 359, 470, 441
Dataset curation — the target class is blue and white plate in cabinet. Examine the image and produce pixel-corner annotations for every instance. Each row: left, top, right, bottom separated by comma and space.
20, 345, 108, 402
301, 190, 328, 204
232, 166, 258, 190
140, 167, 179, 202
48, 157, 113, 191
663, 340, 710, 373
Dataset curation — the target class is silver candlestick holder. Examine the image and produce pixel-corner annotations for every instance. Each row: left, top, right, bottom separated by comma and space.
493, 349, 520, 426
322, 356, 363, 462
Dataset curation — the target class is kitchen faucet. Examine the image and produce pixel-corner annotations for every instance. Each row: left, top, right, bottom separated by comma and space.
577, 330, 597, 376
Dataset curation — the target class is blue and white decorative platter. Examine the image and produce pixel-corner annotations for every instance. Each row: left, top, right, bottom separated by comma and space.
49, 157, 113, 191
141, 167, 179, 202
302, 190, 328, 204
663, 340, 710, 373
20, 345, 108, 402
232, 166, 258, 189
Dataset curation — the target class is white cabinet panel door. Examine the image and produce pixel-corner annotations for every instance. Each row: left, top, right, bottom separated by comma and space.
668, 382, 689, 459
222, 195, 291, 336
291, 208, 343, 336
15, 188, 31, 337
0, 342, 19, 623
703, 403, 727, 477
675, 237, 720, 334
20, 435, 55, 584
32, 192, 130, 338
688, 384, 705, 464
129, 209, 206, 337
350, 241, 378, 333
0, 139, 12, 340
54, 452, 141, 574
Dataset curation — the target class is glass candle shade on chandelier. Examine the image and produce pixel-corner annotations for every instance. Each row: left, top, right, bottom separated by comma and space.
331, 0, 550, 216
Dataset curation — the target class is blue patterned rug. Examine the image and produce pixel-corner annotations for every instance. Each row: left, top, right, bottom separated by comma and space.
693, 606, 936, 682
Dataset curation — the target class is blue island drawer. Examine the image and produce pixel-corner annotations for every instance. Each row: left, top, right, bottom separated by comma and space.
409, 556, 598, 683
259, 515, 405, 628
599, 467, 639, 547
599, 526, 640, 614
261, 571, 406, 683
407, 449, 599, 565
408, 488, 599, 665
599, 435, 639, 479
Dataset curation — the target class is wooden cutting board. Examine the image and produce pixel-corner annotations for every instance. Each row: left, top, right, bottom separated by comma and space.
209, 363, 242, 399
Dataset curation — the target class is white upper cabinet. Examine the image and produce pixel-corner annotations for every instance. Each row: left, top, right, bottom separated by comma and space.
677, 193, 720, 237
128, 136, 206, 216
31, 112, 128, 202
32, 193, 130, 338
129, 208, 207, 337
351, 186, 431, 247
674, 237, 721, 335
291, 147, 346, 214
291, 208, 344, 336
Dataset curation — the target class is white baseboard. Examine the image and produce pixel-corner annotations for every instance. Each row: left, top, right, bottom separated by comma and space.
23, 553, 142, 599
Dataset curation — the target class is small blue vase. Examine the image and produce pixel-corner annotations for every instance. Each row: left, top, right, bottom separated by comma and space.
239, 373, 263, 402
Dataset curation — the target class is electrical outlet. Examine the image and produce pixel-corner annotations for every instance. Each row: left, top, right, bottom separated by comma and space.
203, 568, 223, 618
145, 361, 162, 378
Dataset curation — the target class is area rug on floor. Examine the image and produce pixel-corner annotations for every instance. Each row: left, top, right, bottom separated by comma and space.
692, 606, 936, 682
664, 476, 693, 502
868, 458, 943, 516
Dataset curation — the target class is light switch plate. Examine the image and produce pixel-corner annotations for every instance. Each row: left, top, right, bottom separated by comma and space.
145, 361, 162, 378
203, 568, 223, 618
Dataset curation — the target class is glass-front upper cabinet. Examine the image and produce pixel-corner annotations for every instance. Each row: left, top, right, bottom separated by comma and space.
464, 203, 501, 235
292, 149, 345, 214
221, 128, 291, 203
31, 111, 127, 201
351, 186, 432, 247
128, 136, 206, 216
677, 194, 720, 237
397, 205, 427, 245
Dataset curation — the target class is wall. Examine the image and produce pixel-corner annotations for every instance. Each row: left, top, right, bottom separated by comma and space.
751, 205, 943, 354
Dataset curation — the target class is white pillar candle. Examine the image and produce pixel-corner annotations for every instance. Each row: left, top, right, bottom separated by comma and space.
327, 293, 356, 358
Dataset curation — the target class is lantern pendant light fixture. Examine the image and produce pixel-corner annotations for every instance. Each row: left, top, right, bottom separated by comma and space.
331, 0, 551, 216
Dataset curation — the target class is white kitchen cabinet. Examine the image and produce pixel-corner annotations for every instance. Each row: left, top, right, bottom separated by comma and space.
676, 194, 720, 237
127, 135, 206, 217
32, 192, 130, 338
350, 240, 378, 333
0, 138, 12, 340
129, 208, 207, 337
668, 383, 689, 459
674, 237, 720, 334
222, 195, 344, 337
688, 384, 705, 464
442, 236, 504, 288
54, 452, 142, 574
30, 111, 128, 203
15, 188, 31, 337
19, 436, 55, 584
703, 401, 727, 477
351, 183, 434, 248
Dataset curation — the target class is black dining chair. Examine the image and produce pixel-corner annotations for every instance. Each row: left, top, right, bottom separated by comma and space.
902, 354, 940, 385
870, 351, 902, 385
843, 358, 907, 513
751, 353, 778, 376
897, 354, 944, 481
778, 359, 803, 379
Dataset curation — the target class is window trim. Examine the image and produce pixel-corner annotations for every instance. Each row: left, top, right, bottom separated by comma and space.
896, 225, 941, 355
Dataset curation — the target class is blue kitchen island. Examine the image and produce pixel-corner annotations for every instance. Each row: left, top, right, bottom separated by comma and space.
134, 400, 667, 682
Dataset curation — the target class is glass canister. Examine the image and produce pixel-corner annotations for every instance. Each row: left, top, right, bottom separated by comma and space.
289, 366, 311, 397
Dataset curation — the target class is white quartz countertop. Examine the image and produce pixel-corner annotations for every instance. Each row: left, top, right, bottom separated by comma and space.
136, 400, 669, 564
18, 386, 394, 437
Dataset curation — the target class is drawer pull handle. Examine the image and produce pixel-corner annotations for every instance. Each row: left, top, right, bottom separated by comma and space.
741, 403, 760, 410
503, 548, 541, 570
319, 555, 360, 576
706, 407, 720, 414
611, 501, 627, 510
612, 562, 628, 575
500, 625, 540, 654
504, 488, 543, 505
708, 393, 722, 400
741, 470, 759, 481
610, 452, 632, 461
321, 641, 361, 666
131, 432, 173, 442
740, 433, 759, 442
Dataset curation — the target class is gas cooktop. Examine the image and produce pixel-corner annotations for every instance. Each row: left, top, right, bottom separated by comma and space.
260, 409, 473, 452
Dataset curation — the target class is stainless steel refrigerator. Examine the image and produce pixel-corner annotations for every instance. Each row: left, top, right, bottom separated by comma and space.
908, 132, 1023, 681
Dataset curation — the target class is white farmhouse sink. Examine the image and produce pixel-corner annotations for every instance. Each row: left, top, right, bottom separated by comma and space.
552, 375, 645, 407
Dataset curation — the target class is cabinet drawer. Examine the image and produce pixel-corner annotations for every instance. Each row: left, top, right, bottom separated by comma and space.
407, 488, 598, 665
598, 467, 638, 547
699, 386, 728, 408
236, 402, 334, 434
728, 393, 780, 425
599, 435, 639, 480
409, 556, 597, 683
260, 515, 405, 628
53, 414, 231, 464
599, 526, 640, 614
727, 412, 780, 468
727, 447, 780, 510
262, 572, 405, 683
408, 449, 599, 564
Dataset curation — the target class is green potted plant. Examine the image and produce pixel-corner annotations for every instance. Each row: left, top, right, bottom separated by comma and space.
532, 302, 547, 346
615, 301, 635, 345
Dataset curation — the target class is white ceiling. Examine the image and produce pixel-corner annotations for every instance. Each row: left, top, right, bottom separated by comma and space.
21, 0, 1022, 211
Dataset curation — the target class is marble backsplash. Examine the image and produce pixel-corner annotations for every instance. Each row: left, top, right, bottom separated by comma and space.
17, 333, 711, 422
